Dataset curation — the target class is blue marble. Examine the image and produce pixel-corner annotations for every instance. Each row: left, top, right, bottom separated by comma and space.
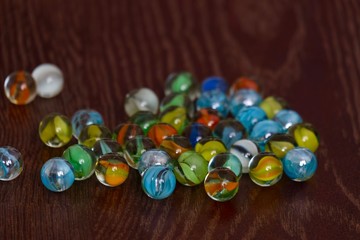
212, 119, 246, 149
141, 165, 176, 200
0, 146, 23, 181
201, 76, 229, 93
273, 109, 303, 130
71, 109, 104, 139
208, 152, 242, 179
283, 147, 317, 182
182, 122, 212, 148
235, 106, 267, 133
138, 149, 173, 176
230, 89, 262, 116
196, 89, 229, 118
249, 120, 284, 150
40, 157, 75, 192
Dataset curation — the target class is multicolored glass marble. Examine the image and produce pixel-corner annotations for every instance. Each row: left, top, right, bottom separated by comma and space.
40, 157, 75, 192
182, 123, 212, 148
129, 111, 159, 135
165, 71, 199, 100
204, 168, 239, 202
125, 88, 159, 117
259, 96, 287, 119
116, 123, 144, 147
160, 93, 194, 116
4, 71, 37, 105
0, 146, 23, 181
124, 136, 156, 169
159, 135, 192, 160
283, 147, 317, 182
159, 106, 189, 134
201, 76, 229, 93
265, 134, 297, 159
196, 89, 229, 118
78, 124, 112, 148
230, 139, 259, 173
235, 106, 267, 133
213, 119, 246, 149
193, 108, 221, 130
141, 165, 176, 200
95, 153, 129, 187
273, 109, 303, 130
31, 63, 63, 98
173, 151, 208, 186
92, 139, 122, 158
248, 152, 283, 187
147, 123, 178, 146
229, 89, 262, 116
230, 76, 261, 95
289, 123, 319, 152
71, 109, 104, 139
39, 113, 73, 148
62, 144, 96, 180
249, 120, 284, 150
194, 137, 227, 161
208, 153, 242, 179
138, 149, 173, 176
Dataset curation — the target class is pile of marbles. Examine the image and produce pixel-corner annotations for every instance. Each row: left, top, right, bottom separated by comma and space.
4, 63, 64, 104
1, 68, 319, 202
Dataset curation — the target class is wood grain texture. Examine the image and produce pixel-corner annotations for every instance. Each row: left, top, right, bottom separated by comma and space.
0, 0, 360, 239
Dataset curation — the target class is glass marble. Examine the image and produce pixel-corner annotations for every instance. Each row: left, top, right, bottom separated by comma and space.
208, 153, 242, 179
147, 123, 178, 146
141, 165, 176, 200
62, 144, 96, 180
235, 106, 267, 134
129, 111, 159, 135
95, 153, 129, 187
193, 108, 221, 130
31, 63, 63, 98
138, 149, 173, 176
159, 135, 192, 160
204, 168, 239, 202
124, 136, 156, 169
194, 137, 227, 161
289, 123, 319, 152
283, 147, 317, 182
248, 152, 283, 187
259, 96, 287, 119
213, 119, 246, 149
182, 122, 213, 148
173, 151, 208, 186
273, 109, 303, 130
265, 133, 297, 159
230, 76, 261, 95
249, 120, 284, 150
201, 76, 229, 93
71, 109, 104, 139
160, 93, 194, 116
159, 106, 189, 134
39, 113, 72, 148
229, 89, 262, 116
230, 139, 259, 173
78, 124, 112, 148
0, 146, 23, 181
165, 71, 199, 100
125, 88, 159, 117
92, 139, 122, 158
196, 89, 229, 118
40, 157, 75, 192
116, 123, 144, 147
4, 71, 37, 105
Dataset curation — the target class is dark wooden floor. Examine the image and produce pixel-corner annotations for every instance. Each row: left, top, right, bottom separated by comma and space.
1, 0, 359, 239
